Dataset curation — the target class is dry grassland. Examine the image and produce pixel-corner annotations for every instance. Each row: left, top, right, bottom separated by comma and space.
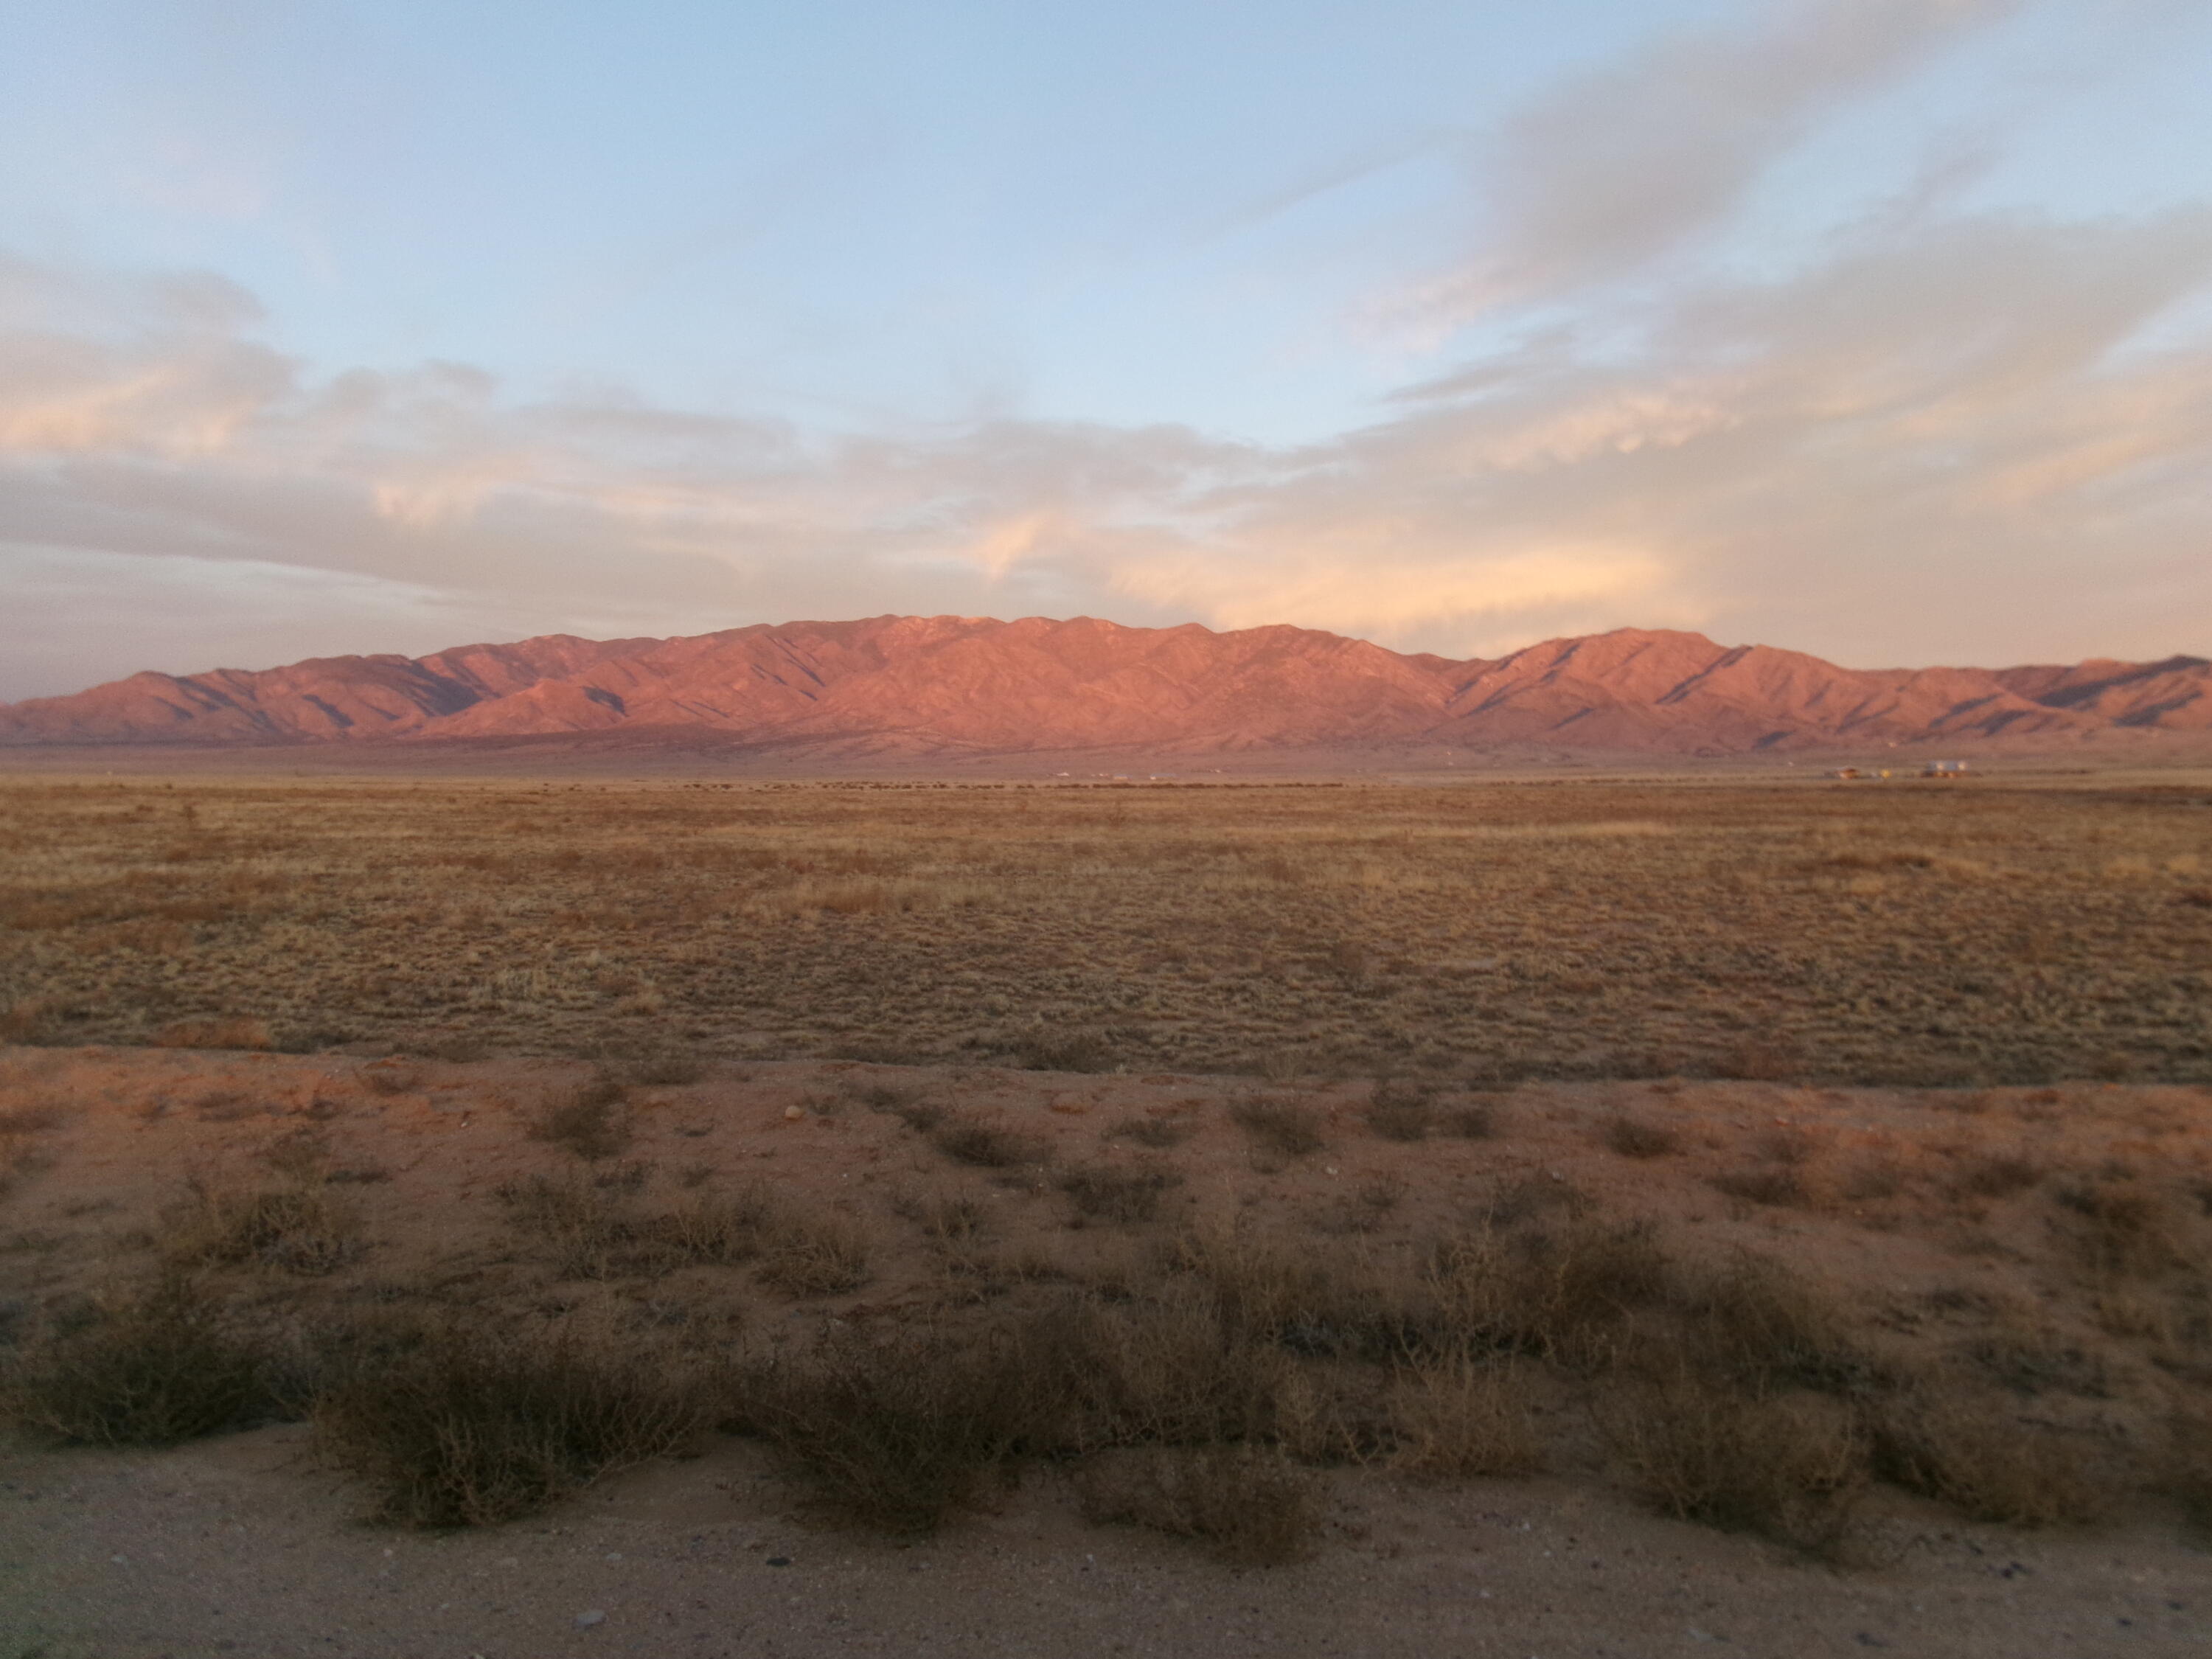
1, 1046, 2210, 1572
1, 774, 2209, 1085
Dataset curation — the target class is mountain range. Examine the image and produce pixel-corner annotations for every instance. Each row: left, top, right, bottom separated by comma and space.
3, 615, 2207, 759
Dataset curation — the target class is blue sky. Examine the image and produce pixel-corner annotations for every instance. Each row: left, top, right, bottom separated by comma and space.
4, 0, 2211, 697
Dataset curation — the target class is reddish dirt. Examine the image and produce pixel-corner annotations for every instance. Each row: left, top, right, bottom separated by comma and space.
4, 1046, 2211, 1654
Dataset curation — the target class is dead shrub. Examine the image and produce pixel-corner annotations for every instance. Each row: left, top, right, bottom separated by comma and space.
1008, 1025, 1113, 1074
738, 1325, 1043, 1531
2056, 1180, 2177, 1278
1060, 1164, 1183, 1224
853, 1086, 947, 1132
529, 1077, 631, 1161
1753, 1127, 1815, 1166
929, 1115, 1047, 1169
1873, 1389, 2121, 1526
1442, 1102, 1498, 1140
498, 1172, 633, 1279
646, 1189, 773, 1265
1034, 1284, 1290, 1447
153, 1016, 274, 1051
0, 998, 58, 1044
1366, 1082, 1433, 1142
166, 1178, 363, 1276
1601, 1374, 1868, 1557
0, 1105, 66, 1135
851, 1082, 922, 1113
1712, 1040, 1802, 1083
1427, 1217, 1666, 1363
1674, 1256, 1874, 1395
1602, 1116, 1680, 1159
1075, 1446, 1318, 1565
502, 1173, 773, 1278
1230, 1098, 1325, 1158
1953, 1152, 2043, 1200
358, 1059, 417, 1096
755, 1212, 872, 1297
327, 1163, 392, 1186
1388, 1356, 1543, 1478
422, 1034, 489, 1064
1359, 1173, 1406, 1214
1966, 1332, 2109, 1399
1708, 1166, 1808, 1208
1841, 1158, 1905, 1201
257, 1127, 331, 1183
599, 1043, 707, 1087
1324, 938, 1371, 987
313, 1321, 707, 1526
892, 1191, 989, 1244
1, 1276, 276, 1446
1106, 1114, 1193, 1150
1168, 1222, 1403, 1362
0, 1113, 60, 1199
2165, 1407, 2212, 1540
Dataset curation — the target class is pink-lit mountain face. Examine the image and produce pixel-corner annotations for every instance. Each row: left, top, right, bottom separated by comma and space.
2, 616, 2205, 757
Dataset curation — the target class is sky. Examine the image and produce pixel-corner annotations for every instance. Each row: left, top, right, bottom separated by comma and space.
4, 0, 2211, 700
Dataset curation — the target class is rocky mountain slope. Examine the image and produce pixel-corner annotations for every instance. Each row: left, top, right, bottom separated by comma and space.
2, 614, 2205, 756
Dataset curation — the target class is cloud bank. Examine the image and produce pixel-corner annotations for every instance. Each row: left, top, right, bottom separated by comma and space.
4, 0, 2211, 699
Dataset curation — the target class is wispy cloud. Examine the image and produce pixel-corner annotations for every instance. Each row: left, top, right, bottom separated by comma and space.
1400, 0, 2024, 321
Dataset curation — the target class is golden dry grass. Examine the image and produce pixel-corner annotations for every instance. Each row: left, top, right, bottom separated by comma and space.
0, 775, 2207, 1084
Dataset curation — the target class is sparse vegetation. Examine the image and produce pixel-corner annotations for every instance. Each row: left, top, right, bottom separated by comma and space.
1060, 1164, 1183, 1223
529, 1076, 632, 1161
1365, 1082, 1434, 1141
1107, 1113, 1196, 1149
1075, 1445, 1319, 1565
312, 1321, 709, 1526
1602, 1374, 1868, 1556
1388, 1355, 1543, 1478
1603, 1116, 1681, 1158
929, 1115, 1048, 1169
737, 1326, 1042, 1531
11, 776, 2209, 1084
754, 1211, 872, 1297
164, 1178, 364, 1276
2, 1276, 276, 1445
1708, 1166, 1809, 1208
1230, 1099, 1325, 1158
5, 774, 2212, 1576
1871, 1388, 2121, 1527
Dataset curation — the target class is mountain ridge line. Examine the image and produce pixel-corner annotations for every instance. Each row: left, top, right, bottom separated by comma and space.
4, 613, 2207, 757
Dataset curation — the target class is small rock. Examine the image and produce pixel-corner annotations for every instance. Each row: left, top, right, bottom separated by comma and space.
783, 1105, 805, 1121
574, 1610, 607, 1629
766, 1556, 793, 1568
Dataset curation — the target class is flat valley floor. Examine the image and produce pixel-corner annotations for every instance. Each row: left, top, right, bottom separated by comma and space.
2, 771, 2210, 1655
4, 769, 2211, 1085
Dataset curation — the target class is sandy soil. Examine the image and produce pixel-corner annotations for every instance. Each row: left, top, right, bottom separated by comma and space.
2, 1045, 2210, 1656
8, 1426, 2207, 1658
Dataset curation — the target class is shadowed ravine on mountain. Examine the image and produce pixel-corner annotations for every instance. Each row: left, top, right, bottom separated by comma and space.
4, 616, 2208, 757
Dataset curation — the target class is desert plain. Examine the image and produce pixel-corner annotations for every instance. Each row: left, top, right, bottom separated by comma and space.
3, 767, 2211, 1657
